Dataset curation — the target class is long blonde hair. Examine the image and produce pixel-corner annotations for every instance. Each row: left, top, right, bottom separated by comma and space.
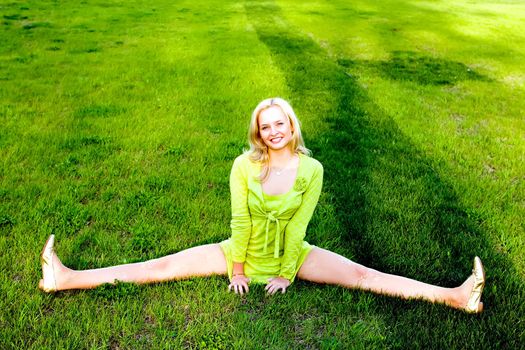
247, 97, 310, 181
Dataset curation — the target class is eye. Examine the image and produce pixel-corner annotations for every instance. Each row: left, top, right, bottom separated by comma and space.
261, 126, 269, 130
277, 122, 284, 126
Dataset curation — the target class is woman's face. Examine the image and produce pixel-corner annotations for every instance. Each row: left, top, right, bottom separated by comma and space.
257, 106, 294, 152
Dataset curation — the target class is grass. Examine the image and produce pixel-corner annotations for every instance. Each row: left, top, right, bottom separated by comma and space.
1, 0, 524, 348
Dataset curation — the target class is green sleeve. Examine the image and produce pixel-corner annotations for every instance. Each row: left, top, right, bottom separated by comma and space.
229, 155, 252, 263
280, 162, 323, 280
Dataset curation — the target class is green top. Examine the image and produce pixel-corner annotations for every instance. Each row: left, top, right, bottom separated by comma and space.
229, 152, 323, 280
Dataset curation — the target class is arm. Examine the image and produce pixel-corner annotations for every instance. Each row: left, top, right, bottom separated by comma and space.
228, 156, 252, 294
229, 156, 252, 264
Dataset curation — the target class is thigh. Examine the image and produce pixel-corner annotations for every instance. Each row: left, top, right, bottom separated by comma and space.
297, 247, 369, 287
149, 243, 228, 280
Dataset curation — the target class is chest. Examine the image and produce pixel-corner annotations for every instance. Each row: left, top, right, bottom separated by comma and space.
248, 174, 306, 217
261, 167, 298, 196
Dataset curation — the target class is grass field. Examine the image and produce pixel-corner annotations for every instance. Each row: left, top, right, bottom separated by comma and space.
1, 0, 524, 348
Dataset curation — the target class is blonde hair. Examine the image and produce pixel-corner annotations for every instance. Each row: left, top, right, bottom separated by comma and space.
247, 97, 310, 181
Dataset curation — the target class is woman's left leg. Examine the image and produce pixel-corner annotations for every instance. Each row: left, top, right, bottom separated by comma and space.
297, 247, 478, 311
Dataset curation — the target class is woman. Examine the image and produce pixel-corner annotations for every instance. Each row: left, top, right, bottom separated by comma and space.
39, 98, 485, 313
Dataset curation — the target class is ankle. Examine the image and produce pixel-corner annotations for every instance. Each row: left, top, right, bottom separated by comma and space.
451, 275, 475, 310
52, 256, 72, 290
449, 286, 466, 309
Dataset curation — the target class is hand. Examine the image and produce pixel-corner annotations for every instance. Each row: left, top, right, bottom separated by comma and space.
265, 277, 290, 295
228, 274, 250, 295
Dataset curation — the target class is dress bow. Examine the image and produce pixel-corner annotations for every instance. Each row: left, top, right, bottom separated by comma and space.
264, 210, 281, 258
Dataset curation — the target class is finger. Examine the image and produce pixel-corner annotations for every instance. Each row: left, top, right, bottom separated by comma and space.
243, 283, 249, 294
281, 287, 286, 294
267, 284, 276, 295
228, 284, 233, 292
272, 285, 281, 295
234, 284, 239, 294
238, 284, 244, 296
265, 283, 271, 291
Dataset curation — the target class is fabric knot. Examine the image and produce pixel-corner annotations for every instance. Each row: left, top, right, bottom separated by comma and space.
264, 210, 281, 258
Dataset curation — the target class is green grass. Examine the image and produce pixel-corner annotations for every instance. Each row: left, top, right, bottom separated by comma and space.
1, 0, 524, 348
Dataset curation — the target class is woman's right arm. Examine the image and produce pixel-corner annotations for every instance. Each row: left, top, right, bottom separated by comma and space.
228, 155, 252, 294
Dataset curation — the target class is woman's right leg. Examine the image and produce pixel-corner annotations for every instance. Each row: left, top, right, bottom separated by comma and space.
39, 237, 227, 291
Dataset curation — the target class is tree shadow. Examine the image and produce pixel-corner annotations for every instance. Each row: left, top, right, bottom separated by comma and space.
245, 0, 523, 347
338, 50, 491, 85
324, 0, 525, 73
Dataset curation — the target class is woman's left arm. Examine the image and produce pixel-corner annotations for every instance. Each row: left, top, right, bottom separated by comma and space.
279, 162, 324, 283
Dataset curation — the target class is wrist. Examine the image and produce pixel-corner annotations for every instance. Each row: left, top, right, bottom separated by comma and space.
232, 262, 245, 277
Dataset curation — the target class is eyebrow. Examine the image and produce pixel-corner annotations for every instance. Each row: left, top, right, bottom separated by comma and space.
259, 120, 284, 127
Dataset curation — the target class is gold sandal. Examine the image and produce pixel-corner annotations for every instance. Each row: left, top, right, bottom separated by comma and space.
465, 256, 485, 313
40, 235, 57, 292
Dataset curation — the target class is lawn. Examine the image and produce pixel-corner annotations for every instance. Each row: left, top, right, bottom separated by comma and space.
1, 0, 524, 348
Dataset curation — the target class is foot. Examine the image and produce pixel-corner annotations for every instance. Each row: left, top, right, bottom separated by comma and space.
456, 257, 485, 313
39, 235, 68, 292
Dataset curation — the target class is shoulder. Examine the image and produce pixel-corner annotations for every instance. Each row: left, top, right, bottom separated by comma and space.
233, 152, 249, 165
299, 153, 323, 174
231, 152, 260, 177
232, 152, 258, 168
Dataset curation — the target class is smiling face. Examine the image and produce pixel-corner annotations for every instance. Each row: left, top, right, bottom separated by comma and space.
257, 106, 294, 152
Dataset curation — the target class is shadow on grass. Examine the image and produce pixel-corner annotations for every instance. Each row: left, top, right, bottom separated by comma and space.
338, 50, 491, 85
245, 0, 523, 347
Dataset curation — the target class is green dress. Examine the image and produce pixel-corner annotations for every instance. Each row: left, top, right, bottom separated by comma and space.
219, 152, 323, 284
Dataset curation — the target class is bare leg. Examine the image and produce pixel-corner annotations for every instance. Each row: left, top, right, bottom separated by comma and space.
297, 247, 479, 311
39, 243, 227, 291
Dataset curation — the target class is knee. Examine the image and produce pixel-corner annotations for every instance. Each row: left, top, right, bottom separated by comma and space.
145, 258, 172, 279
352, 265, 375, 287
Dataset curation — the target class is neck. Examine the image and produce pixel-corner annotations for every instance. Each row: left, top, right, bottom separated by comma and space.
268, 147, 296, 167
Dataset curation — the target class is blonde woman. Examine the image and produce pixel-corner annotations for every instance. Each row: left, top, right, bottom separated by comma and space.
39, 98, 485, 313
